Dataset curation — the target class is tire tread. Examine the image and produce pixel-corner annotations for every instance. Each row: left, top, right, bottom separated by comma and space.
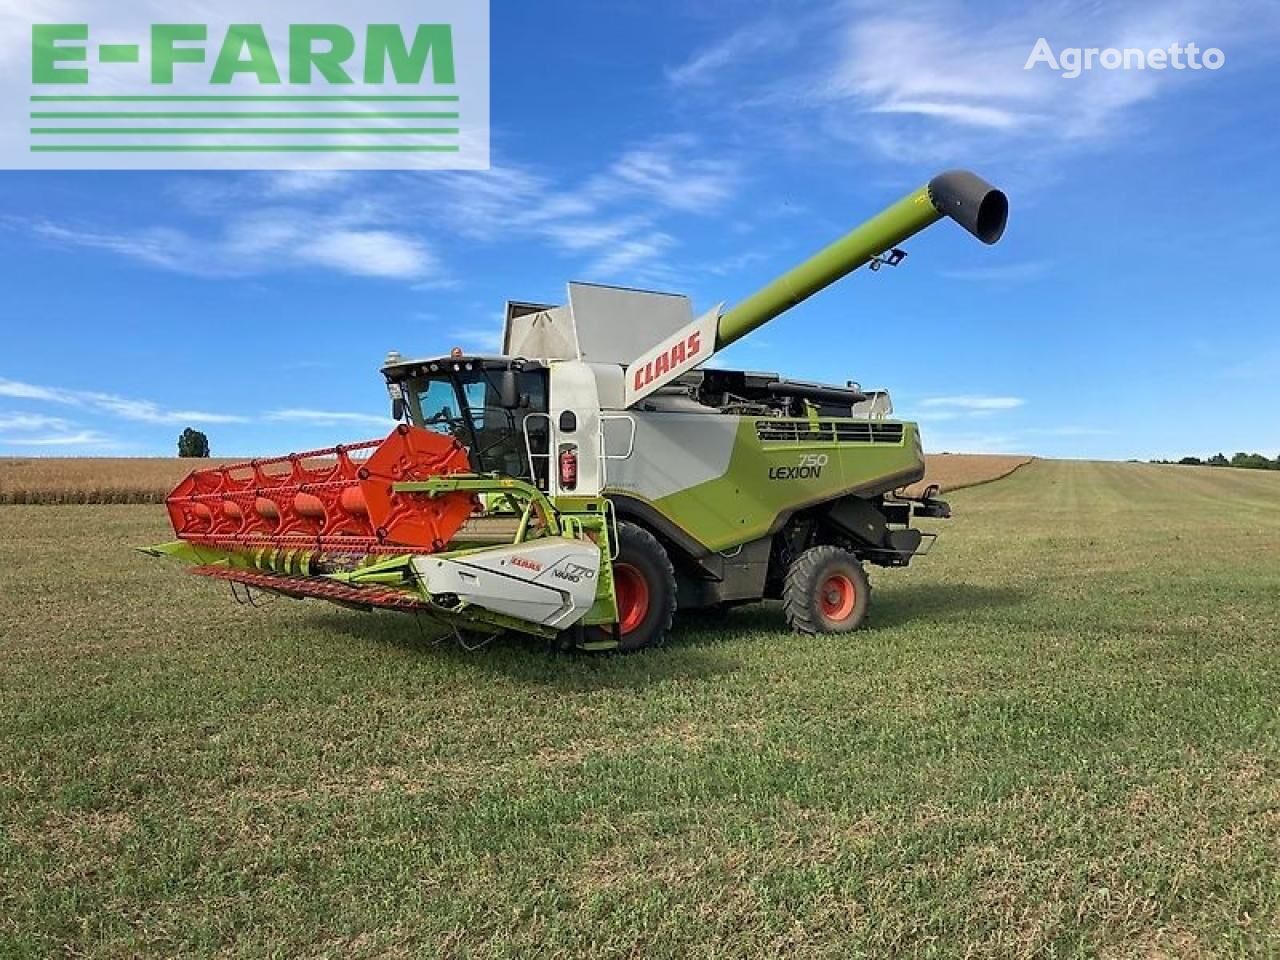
783, 545, 871, 634
612, 522, 677, 652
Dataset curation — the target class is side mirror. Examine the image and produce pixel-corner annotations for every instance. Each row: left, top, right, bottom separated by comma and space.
391, 397, 405, 421
497, 370, 522, 409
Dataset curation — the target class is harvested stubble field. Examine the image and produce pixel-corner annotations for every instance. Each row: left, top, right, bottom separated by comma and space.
2, 459, 1279, 957
907, 452, 1030, 497
0, 453, 1029, 505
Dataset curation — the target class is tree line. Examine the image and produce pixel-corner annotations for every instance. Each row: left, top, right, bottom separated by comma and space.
1150, 452, 1280, 470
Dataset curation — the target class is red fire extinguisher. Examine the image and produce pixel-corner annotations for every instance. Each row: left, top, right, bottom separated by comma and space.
558, 444, 578, 490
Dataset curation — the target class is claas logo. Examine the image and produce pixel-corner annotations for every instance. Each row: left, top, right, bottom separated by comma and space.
632, 331, 702, 392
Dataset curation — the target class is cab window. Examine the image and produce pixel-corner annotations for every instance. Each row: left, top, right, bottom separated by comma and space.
405, 369, 549, 487
417, 378, 464, 435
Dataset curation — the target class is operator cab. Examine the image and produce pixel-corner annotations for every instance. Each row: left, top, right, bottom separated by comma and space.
381, 352, 550, 487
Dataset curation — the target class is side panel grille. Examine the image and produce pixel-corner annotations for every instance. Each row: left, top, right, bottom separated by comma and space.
755, 420, 905, 445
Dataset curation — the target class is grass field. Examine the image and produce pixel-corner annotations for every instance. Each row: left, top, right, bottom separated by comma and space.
2, 460, 1278, 957
0, 453, 1030, 504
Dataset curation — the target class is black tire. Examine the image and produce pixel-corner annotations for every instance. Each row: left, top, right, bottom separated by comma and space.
600, 521, 677, 652
783, 546, 871, 634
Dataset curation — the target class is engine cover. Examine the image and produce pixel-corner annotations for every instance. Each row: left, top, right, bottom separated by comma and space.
413, 537, 601, 629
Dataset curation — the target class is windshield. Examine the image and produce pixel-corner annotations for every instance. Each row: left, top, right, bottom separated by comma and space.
417, 378, 466, 432
406, 369, 548, 483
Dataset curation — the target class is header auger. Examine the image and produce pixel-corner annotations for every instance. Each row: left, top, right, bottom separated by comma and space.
144, 170, 1009, 651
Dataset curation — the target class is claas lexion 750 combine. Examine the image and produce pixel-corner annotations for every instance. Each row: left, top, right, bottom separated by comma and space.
143, 171, 1008, 651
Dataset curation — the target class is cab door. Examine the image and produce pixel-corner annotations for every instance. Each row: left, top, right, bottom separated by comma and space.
546, 361, 602, 498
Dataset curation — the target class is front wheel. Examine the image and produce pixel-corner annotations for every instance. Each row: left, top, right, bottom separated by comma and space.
783, 546, 871, 634
602, 522, 677, 652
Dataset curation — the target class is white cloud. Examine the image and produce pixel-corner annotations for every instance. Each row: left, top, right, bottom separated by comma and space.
585, 232, 677, 279
920, 395, 1025, 411
25, 197, 441, 282
821, 0, 1280, 159
920, 430, 1023, 454
260, 170, 354, 196
30, 221, 191, 272
296, 230, 436, 279
83, 394, 248, 425
18, 130, 740, 288
868, 99, 1023, 130
673, 0, 1278, 167
829, 15, 1044, 125
0, 412, 74, 431
666, 22, 792, 87
0, 377, 399, 444
15, 430, 114, 447
0, 379, 65, 402
426, 137, 740, 280
429, 165, 552, 241
0, 377, 247, 424
537, 216, 649, 253
600, 142, 739, 214
697, 248, 774, 277
31, 215, 439, 282
23, 142, 732, 285
267, 409, 396, 428
0, 406, 117, 450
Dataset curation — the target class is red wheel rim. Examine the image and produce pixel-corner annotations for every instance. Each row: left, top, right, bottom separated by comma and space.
820, 573, 857, 621
614, 563, 650, 634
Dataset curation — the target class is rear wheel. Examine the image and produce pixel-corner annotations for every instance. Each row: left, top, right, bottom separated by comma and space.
603, 522, 677, 652
783, 546, 870, 634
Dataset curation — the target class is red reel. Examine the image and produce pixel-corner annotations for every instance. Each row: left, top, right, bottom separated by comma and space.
165, 425, 475, 556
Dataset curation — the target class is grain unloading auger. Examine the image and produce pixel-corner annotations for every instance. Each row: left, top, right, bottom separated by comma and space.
143, 171, 1008, 651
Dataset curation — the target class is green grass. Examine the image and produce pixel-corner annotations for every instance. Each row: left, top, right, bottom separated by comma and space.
1, 460, 1278, 957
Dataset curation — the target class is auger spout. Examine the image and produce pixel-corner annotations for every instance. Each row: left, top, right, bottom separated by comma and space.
713, 170, 1008, 351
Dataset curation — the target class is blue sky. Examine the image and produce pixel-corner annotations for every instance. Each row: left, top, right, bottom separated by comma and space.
1, 0, 1278, 459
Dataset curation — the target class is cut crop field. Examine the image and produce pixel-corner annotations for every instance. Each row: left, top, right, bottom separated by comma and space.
911, 452, 1031, 496
2, 460, 1278, 957
0, 452, 1029, 505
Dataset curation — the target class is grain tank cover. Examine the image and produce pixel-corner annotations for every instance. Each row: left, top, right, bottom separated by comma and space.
502, 301, 577, 360
501, 282, 696, 366
568, 282, 695, 365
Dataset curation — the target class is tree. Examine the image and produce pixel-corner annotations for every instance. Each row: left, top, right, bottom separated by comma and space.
1177, 456, 1203, 466
178, 427, 210, 458
1207, 453, 1229, 467
1231, 452, 1273, 471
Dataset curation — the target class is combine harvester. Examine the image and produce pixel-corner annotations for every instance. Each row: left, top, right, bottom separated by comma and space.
144, 171, 1008, 650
